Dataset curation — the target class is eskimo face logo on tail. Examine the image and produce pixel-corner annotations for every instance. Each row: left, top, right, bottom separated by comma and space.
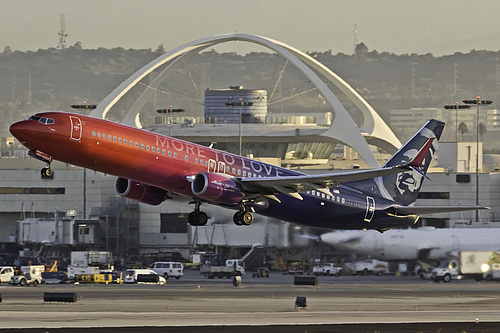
379, 127, 438, 206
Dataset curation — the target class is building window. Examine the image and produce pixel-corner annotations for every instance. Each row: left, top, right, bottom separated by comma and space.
160, 213, 188, 233
0, 187, 65, 194
456, 174, 471, 183
418, 192, 450, 199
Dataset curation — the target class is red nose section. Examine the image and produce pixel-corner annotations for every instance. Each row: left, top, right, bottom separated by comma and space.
9, 120, 33, 144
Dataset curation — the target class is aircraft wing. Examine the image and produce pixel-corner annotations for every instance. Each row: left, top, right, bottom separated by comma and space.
237, 135, 433, 201
394, 205, 490, 215
239, 165, 411, 201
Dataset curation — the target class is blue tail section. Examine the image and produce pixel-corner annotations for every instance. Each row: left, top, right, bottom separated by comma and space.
349, 119, 445, 205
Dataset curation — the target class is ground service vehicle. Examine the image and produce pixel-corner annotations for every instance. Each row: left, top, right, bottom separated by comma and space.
312, 263, 342, 276
124, 269, 166, 284
432, 251, 492, 283
252, 268, 269, 278
202, 259, 245, 279
481, 251, 500, 280
0, 266, 15, 283
355, 259, 388, 276
10, 265, 44, 286
151, 261, 184, 279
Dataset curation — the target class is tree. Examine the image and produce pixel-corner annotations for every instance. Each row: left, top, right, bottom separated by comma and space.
458, 122, 468, 141
3, 46, 12, 54
355, 42, 369, 59
155, 44, 165, 54
479, 123, 487, 141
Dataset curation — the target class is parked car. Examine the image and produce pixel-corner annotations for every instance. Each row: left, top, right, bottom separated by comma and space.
151, 261, 184, 280
312, 263, 342, 276
124, 269, 166, 284
0, 266, 15, 283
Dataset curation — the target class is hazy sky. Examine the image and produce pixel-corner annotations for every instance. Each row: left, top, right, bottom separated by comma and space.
3, 0, 500, 55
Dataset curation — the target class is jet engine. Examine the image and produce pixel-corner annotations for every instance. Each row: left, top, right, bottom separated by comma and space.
191, 172, 243, 206
115, 177, 169, 206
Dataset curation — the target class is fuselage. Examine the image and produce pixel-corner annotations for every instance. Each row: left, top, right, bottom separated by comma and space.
10, 111, 417, 230
321, 228, 500, 260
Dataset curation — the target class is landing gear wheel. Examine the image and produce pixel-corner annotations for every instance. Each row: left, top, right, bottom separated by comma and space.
41, 167, 53, 179
233, 211, 253, 226
241, 211, 253, 225
188, 211, 208, 226
233, 212, 243, 226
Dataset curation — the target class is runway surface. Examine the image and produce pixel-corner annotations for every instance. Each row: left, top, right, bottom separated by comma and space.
1, 271, 500, 332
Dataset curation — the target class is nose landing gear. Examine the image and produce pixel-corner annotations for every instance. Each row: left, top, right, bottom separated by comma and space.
41, 163, 53, 179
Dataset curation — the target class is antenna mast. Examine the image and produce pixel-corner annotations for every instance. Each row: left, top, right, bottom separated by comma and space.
58, 13, 68, 49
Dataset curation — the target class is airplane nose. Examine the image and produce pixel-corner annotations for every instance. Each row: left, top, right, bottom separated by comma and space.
9, 120, 33, 143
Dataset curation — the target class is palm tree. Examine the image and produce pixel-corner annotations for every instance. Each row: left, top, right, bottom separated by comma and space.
479, 123, 487, 141
458, 122, 468, 141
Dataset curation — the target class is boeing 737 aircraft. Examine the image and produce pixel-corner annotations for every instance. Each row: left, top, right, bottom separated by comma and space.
9, 113, 484, 231
320, 227, 500, 261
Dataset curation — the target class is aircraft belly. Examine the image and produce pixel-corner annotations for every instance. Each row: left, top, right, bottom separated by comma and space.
256, 195, 416, 230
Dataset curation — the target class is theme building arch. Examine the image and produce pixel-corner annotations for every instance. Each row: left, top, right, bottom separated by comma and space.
90, 33, 401, 168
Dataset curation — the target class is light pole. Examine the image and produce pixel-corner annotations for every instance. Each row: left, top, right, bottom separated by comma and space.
462, 96, 492, 222
225, 99, 253, 156
444, 102, 470, 142
157, 107, 185, 137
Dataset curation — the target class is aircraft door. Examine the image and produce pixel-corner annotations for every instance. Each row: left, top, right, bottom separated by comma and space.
218, 161, 226, 173
208, 159, 217, 172
69, 116, 82, 142
364, 196, 375, 223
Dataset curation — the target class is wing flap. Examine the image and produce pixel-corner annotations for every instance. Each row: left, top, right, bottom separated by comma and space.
240, 165, 411, 199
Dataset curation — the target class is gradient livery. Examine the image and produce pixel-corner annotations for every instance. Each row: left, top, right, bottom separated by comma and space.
9, 112, 483, 230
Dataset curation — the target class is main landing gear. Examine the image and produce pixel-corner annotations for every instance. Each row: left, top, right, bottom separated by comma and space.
188, 200, 254, 227
188, 200, 208, 226
233, 210, 254, 226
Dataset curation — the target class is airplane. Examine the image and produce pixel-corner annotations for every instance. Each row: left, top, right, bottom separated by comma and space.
320, 227, 500, 261
9, 112, 485, 231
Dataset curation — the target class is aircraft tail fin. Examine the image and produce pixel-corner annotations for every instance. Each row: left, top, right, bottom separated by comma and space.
376, 119, 444, 205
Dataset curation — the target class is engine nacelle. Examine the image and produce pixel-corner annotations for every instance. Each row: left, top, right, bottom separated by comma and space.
191, 172, 243, 206
115, 177, 168, 206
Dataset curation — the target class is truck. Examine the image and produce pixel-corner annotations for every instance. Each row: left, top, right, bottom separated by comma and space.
432, 251, 494, 283
201, 259, 245, 279
10, 265, 44, 286
354, 259, 389, 276
479, 251, 500, 280
67, 251, 114, 281
312, 263, 342, 276
0, 266, 15, 283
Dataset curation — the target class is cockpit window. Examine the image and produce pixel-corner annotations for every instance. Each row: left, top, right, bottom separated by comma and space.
28, 115, 55, 125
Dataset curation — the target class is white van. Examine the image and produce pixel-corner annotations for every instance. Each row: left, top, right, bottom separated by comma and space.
124, 269, 166, 284
151, 262, 184, 280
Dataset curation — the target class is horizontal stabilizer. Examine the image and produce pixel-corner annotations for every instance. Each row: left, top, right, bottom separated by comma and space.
395, 205, 490, 215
